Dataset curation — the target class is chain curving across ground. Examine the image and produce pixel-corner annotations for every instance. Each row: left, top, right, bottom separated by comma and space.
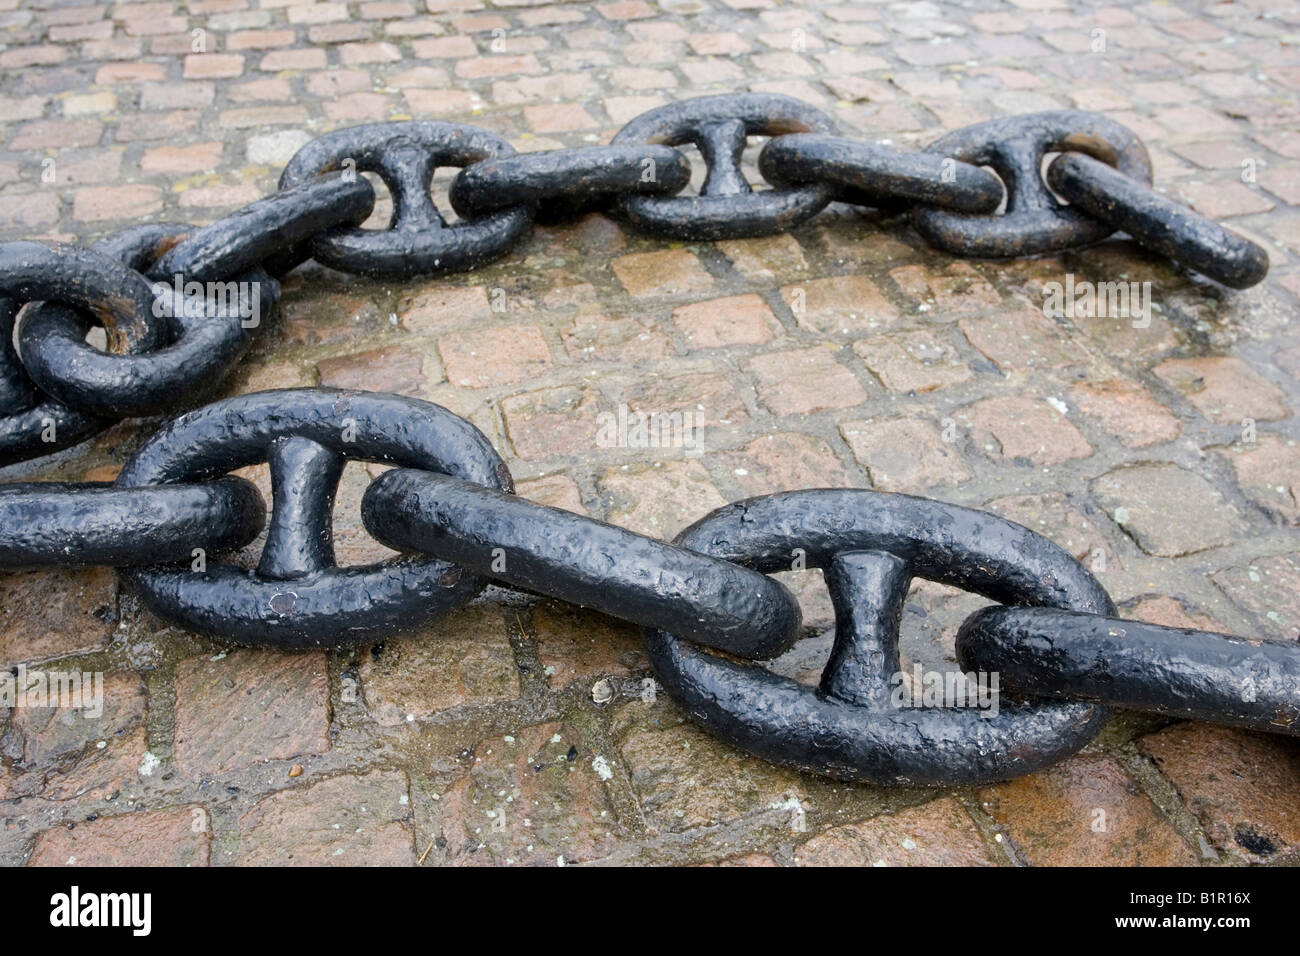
0, 0, 1298, 866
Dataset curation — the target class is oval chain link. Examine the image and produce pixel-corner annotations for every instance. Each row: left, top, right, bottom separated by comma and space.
0, 95, 1284, 786
0, 96, 1270, 466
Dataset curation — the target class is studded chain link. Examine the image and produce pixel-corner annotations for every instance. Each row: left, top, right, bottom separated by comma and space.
0, 93, 1288, 785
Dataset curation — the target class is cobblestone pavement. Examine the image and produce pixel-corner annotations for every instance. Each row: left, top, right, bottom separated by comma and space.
2, 0, 1300, 867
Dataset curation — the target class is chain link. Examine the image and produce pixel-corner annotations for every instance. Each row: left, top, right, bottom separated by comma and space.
0, 478, 264, 568
639, 489, 1118, 785
277, 121, 531, 279
909, 109, 1155, 257
1045, 152, 1271, 290
115, 387, 512, 648
608, 92, 839, 239
360, 468, 801, 660
957, 606, 1300, 736
758, 133, 1005, 214
447, 143, 692, 223
0, 93, 1287, 785
0, 94, 1270, 466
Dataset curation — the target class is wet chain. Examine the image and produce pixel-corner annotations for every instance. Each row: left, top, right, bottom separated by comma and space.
0, 93, 1270, 468
2, 386, 1295, 786
0, 93, 1288, 786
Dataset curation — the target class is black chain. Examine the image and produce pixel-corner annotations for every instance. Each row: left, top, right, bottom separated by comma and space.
0, 93, 1289, 786
0, 93, 1270, 467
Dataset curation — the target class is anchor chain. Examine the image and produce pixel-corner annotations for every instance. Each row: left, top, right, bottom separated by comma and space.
0, 94, 1269, 467
1, 386, 1294, 786
0, 93, 1287, 786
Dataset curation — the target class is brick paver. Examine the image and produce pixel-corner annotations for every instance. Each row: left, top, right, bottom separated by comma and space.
2, 0, 1299, 867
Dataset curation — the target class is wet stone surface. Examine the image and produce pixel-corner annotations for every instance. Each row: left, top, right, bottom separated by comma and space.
793, 798, 993, 867
430, 721, 621, 867
1138, 724, 1300, 865
978, 754, 1200, 867
1, 0, 1299, 867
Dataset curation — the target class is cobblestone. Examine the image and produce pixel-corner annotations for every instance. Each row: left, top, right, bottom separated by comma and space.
1, 0, 1298, 869
29, 805, 212, 867
794, 798, 993, 867
978, 754, 1198, 866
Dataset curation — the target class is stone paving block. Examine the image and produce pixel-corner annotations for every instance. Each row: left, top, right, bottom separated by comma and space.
0, 192, 59, 229
538, 216, 627, 259
359, 606, 520, 726
1139, 724, 1300, 864
532, 603, 646, 690
746, 347, 868, 416
611, 249, 714, 298
139, 141, 223, 174
316, 344, 430, 396
0, 568, 115, 668
1213, 434, 1300, 524
623, 369, 747, 429
719, 432, 852, 497
71, 184, 163, 221
1264, 211, 1300, 256
958, 395, 1093, 466
278, 291, 387, 348
29, 805, 212, 867
717, 234, 808, 281
178, 182, 263, 209
174, 650, 330, 779
516, 474, 586, 514
959, 305, 1093, 371
781, 274, 899, 336
183, 52, 243, 78
1069, 379, 1182, 448
2, 672, 148, 802
1154, 356, 1289, 425
331, 462, 404, 567
1127, 595, 1225, 632
115, 109, 199, 142
853, 330, 972, 394
1212, 553, 1300, 642
889, 262, 1001, 314
1068, 306, 1181, 361
413, 35, 476, 58
501, 384, 604, 461
794, 798, 993, 867
9, 119, 103, 152
433, 721, 621, 865
613, 700, 810, 834
671, 293, 779, 350
524, 102, 596, 133
839, 418, 972, 493
455, 53, 543, 79
1177, 180, 1275, 219
979, 754, 1198, 866
400, 283, 494, 333
52, 152, 126, 187
63, 91, 117, 115
1091, 463, 1241, 557
561, 310, 674, 364
599, 459, 728, 539
237, 770, 414, 865
438, 325, 552, 388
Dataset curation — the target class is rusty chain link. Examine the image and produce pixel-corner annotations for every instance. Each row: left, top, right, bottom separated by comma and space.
0, 93, 1289, 786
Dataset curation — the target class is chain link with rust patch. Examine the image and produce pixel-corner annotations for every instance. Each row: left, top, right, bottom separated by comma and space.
0, 93, 1288, 786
